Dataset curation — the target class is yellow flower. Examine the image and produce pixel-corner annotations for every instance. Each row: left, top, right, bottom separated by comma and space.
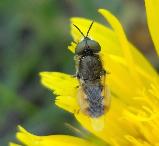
10, 0, 159, 146
9, 126, 96, 146
145, 0, 159, 56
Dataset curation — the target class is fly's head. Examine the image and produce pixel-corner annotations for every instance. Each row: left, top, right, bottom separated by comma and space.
73, 21, 101, 55
75, 37, 101, 55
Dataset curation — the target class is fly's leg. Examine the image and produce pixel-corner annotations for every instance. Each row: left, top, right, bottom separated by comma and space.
77, 87, 89, 115
100, 70, 110, 77
72, 73, 80, 79
75, 85, 79, 89
74, 108, 80, 115
100, 70, 106, 76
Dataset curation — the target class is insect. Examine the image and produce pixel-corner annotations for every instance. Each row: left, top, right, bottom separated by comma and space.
73, 21, 111, 120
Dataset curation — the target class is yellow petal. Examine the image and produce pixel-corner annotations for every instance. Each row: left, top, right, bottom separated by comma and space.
40, 72, 80, 113
70, 9, 159, 146
125, 135, 151, 146
98, 9, 155, 88
16, 126, 95, 146
145, 0, 159, 56
68, 42, 76, 53
55, 95, 79, 113
9, 143, 22, 146
98, 9, 134, 69
39, 72, 78, 97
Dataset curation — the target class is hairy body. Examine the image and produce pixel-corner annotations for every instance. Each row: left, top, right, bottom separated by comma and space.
76, 50, 107, 118
73, 22, 110, 118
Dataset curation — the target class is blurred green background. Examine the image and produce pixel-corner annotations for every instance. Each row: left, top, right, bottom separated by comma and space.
0, 0, 158, 145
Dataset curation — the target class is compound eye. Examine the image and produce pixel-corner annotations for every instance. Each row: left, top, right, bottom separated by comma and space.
75, 40, 86, 55
87, 40, 101, 53
75, 38, 101, 55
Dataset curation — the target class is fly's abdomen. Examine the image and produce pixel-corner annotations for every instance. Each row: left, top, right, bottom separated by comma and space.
88, 98, 105, 118
83, 84, 105, 118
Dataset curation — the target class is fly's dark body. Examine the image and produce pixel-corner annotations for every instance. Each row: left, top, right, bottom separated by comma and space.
74, 22, 109, 118
76, 48, 105, 118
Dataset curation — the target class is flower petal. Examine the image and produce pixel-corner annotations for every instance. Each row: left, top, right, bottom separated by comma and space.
15, 126, 95, 146
70, 9, 159, 146
40, 72, 80, 113
9, 143, 22, 146
39, 72, 78, 97
55, 95, 79, 113
98, 9, 134, 69
145, 0, 159, 56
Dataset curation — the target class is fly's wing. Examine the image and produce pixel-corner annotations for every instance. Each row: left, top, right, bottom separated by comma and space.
90, 115, 105, 131
101, 73, 111, 112
103, 84, 111, 111
76, 86, 89, 115
98, 53, 111, 110
99, 52, 110, 74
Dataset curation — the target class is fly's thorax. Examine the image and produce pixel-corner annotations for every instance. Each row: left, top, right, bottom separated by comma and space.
78, 54, 103, 81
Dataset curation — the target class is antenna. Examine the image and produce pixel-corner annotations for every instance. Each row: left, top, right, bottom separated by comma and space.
86, 21, 94, 37
73, 24, 85, 38
73, 21, 94, 38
